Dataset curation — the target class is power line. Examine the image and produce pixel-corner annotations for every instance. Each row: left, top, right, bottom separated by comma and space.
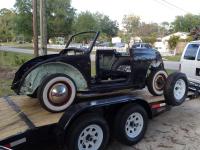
160, 0, 189, 13
152, 0, 189, 13
152, 0, 174, 10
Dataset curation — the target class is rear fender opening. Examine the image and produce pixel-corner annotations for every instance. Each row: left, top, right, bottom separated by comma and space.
20, 62, 88, 95
146, 61, 164, 77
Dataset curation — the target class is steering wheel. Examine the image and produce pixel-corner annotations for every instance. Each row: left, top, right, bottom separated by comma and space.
60, 47, 86, 55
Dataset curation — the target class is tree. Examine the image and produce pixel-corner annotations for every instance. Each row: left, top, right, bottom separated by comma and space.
73, 11, 118, 40
95, 13, 118, 37
190, 26, 200, 40
0, 8, 16, 42
138, 22, 160, 37
14, 0, 75, 41
46, 0, 75, 38
172, 14, 200, 32
122, 14, 140, 36
73, 11, 97, 32
141, 36, 157, 45
14, 0, 33, 41
168, 35, 179, 50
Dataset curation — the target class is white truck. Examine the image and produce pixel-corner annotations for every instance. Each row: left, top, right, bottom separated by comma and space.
180, 41, 200, 92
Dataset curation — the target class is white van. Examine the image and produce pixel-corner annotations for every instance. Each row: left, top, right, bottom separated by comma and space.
180, 41, 200, 84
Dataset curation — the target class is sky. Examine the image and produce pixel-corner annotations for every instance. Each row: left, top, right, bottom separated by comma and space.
0, 0, 200, 25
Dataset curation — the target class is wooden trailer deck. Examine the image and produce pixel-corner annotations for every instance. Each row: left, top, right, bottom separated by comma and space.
0, 90, 169, 141
0, 96, 63, 140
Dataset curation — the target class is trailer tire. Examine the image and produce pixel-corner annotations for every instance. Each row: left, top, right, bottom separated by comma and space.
38, 73, 76, 113
114, 104, 148, 145
147, 70, 168, 96
65, 113, 109, 150
164, 72, 188, 106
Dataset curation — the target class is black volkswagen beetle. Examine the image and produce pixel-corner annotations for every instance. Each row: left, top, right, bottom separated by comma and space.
12, 31, 167, 112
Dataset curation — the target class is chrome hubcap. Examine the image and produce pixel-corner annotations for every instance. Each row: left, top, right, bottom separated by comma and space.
78, 125, 103, 150
49, 83, 68, 104
125, 112, 144, 138
174, 79, 186, 100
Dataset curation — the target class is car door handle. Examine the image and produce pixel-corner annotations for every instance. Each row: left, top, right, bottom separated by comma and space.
196, 68, 200, 76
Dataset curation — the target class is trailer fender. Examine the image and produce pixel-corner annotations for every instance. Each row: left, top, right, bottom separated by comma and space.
58, 95, 152, 132
20, 62, 88, 95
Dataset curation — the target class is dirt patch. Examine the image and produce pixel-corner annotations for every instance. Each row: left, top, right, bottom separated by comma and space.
0, 67, 16, 79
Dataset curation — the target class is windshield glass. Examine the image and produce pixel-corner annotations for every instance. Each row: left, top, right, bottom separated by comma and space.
66, 32, 97, 52
184, 44, 200, 60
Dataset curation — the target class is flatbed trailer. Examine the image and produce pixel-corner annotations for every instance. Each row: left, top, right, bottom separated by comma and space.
0, 89, 197, 150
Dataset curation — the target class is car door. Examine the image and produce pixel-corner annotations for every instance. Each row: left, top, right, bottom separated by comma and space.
181, 43, 200, 83
194, 49, 200, 83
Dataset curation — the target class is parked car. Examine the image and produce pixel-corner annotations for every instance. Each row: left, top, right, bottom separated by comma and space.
180, 41, 200, 85
132, 43, 152, 49
114, 42, 126, 48
97, 42, 111, 47
12, 31, 167, 112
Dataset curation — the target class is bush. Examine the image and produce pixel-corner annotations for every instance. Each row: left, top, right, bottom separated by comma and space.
13, 55, 29, 66
168, 35, 179, 50
141, 36, 156, 44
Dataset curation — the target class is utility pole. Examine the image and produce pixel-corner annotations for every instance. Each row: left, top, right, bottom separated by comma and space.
32, 0, 39, 57
40, 0, 47, 55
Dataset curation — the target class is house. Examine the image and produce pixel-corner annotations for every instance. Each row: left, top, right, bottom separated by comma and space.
129, 36, 142, 47
154, 32, 189, 55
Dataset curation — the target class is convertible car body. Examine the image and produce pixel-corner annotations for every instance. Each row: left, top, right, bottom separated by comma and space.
12, 31, 167, 112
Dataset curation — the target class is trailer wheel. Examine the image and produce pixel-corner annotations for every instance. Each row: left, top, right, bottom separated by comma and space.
114, 104, 148, 145
65, 113, 109, 150
38, 73, 76, 113
147, 70, 168, 96
164, 72, 188, 106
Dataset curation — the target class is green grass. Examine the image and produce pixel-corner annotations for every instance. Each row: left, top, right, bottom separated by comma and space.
163, 54, 182, 62
166, 69, 176, 75
91, 61, 96, 76
0, 79, 13, 96
0, 51, 33, 97
0, 51, 33, 68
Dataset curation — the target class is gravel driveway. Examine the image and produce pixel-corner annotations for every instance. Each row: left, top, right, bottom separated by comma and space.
107, 99, 200, 150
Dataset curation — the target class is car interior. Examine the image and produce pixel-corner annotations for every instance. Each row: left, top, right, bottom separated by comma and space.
94, 49, 132, 84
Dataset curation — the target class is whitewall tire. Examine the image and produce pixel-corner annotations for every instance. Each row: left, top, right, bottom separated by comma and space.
147, 70, 168, 96
38, 74, 76, 112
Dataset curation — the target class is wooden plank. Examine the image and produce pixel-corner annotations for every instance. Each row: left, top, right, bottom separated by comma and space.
129, 89, 164, 103
0, 98, 28, 140
10, 96, 63, 127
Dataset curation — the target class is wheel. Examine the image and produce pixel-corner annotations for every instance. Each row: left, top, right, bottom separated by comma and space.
37, 73, 76, 113
147, 69, 168, 96
114, 104, 148, 145
65, 113, 110, 150
164, 72, 188, 106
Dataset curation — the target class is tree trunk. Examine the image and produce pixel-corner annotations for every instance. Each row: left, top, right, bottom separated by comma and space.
32, 0, 39, 57
40, 0, 47, 55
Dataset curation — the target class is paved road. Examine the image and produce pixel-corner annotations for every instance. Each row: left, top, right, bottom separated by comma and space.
0, 46, 180, 70
107, 99, 200, 150
0, 46, 56, 55
163, 61, 180, 70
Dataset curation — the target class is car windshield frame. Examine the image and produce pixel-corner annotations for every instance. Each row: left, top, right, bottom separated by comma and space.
65, 31, 99, 54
